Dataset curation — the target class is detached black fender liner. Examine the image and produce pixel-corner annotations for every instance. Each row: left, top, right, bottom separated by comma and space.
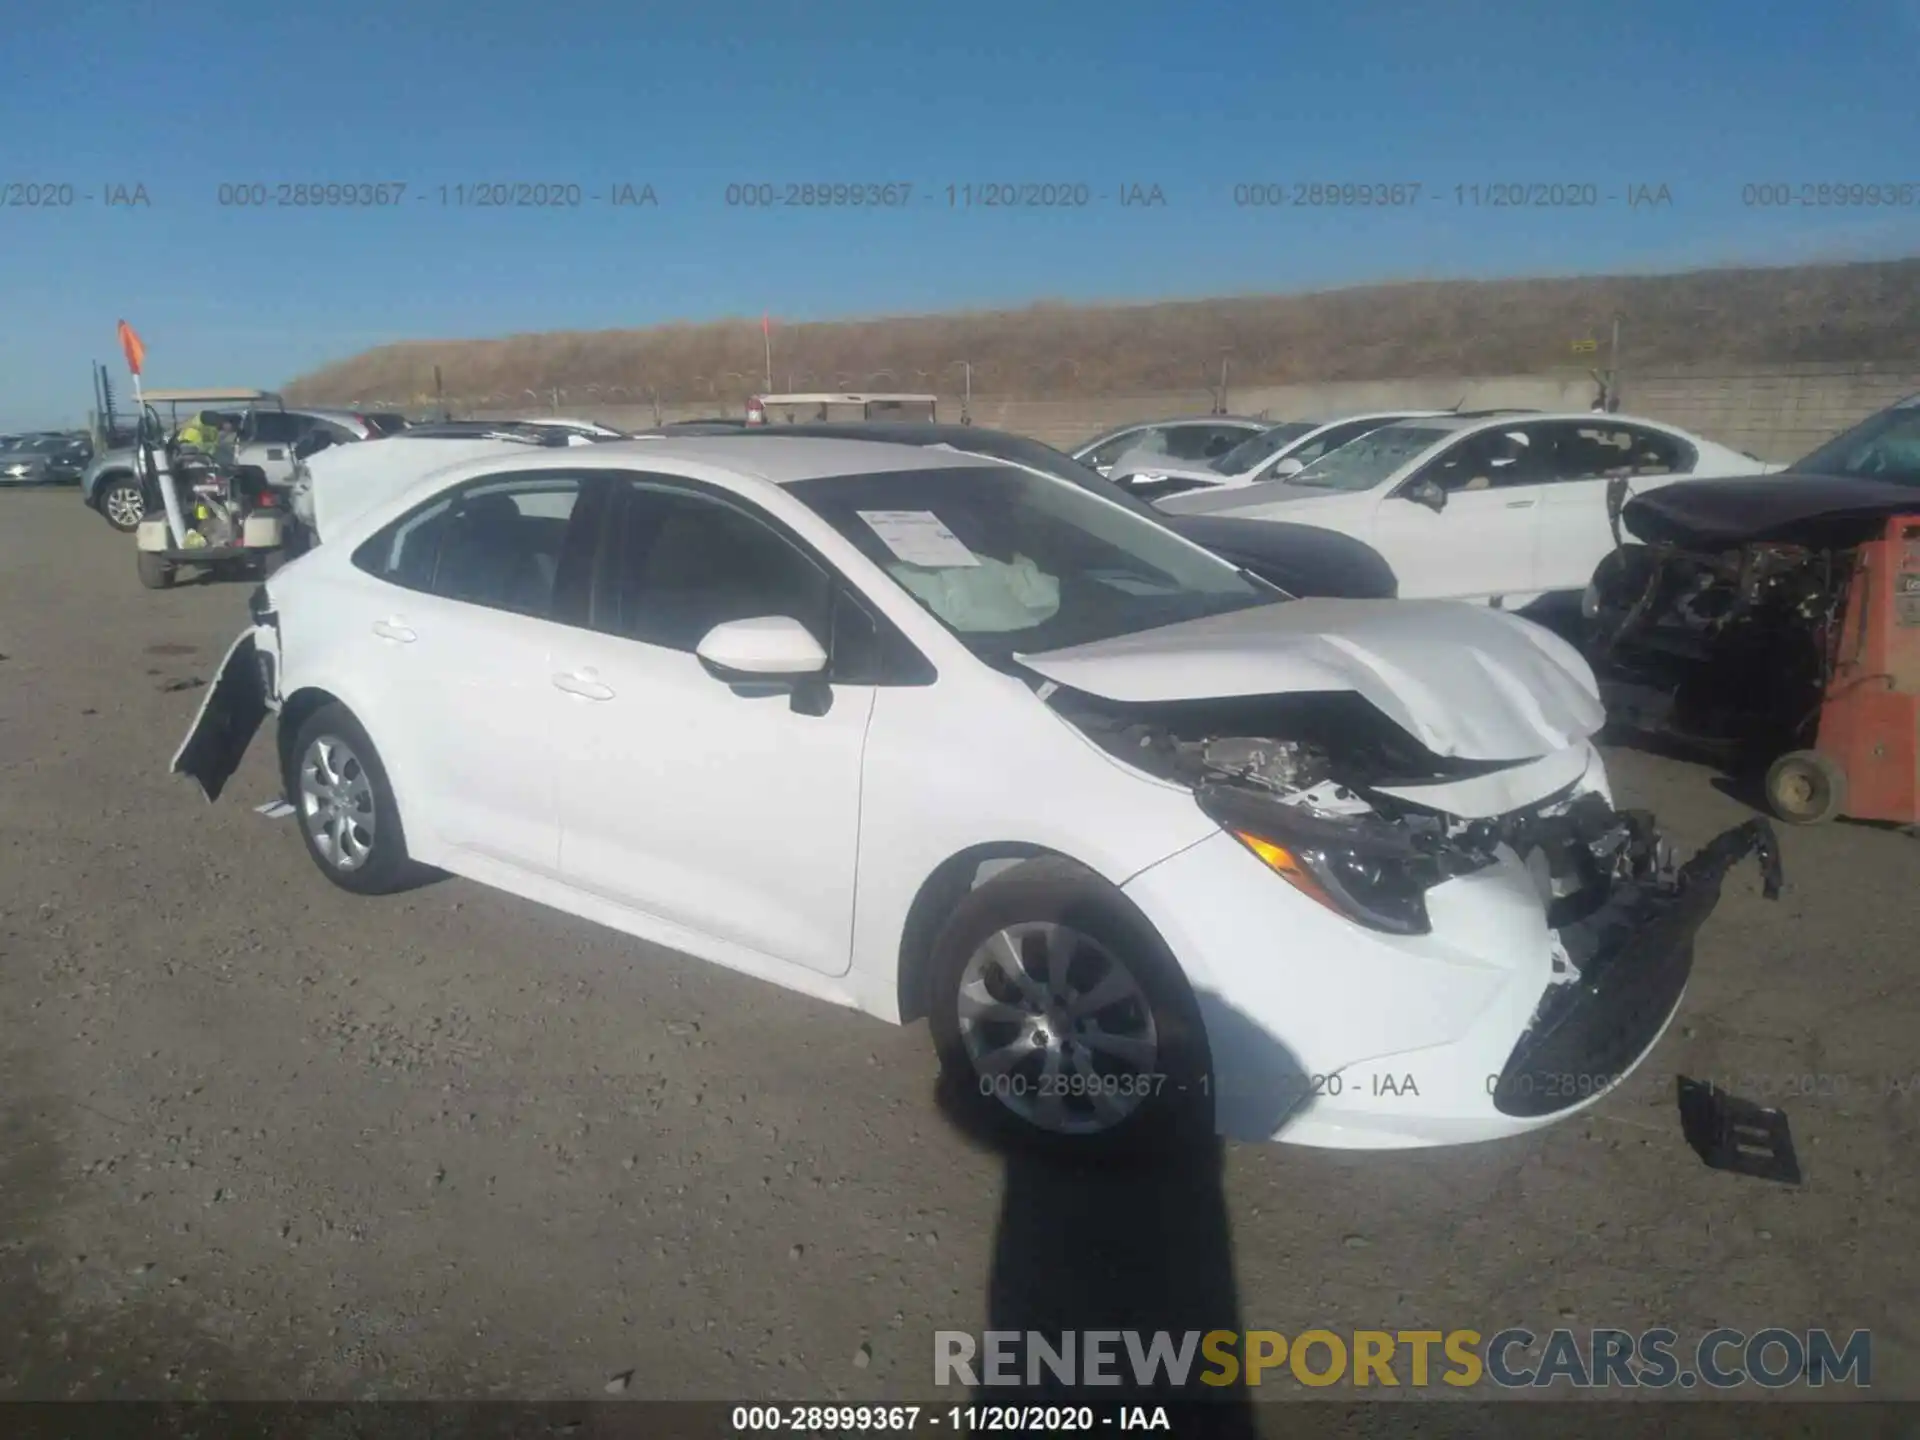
170, 630, 270, 804
1490, 818, 1782, 1119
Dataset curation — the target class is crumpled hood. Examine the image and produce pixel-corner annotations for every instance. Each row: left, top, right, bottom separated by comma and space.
1016, 599, 1604, 762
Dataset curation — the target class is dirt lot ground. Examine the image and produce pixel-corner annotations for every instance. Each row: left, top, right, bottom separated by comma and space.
1, 488, 1915, 1412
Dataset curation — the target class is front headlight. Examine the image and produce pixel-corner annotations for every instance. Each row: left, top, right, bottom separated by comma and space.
3, 463, 29, 478
1199, 785, 1448, 936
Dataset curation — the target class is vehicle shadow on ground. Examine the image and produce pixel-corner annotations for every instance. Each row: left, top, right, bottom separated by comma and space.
930, 997, 1328, 1435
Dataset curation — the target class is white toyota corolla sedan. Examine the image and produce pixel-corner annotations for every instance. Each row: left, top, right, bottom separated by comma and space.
174, 437, 1780, 1155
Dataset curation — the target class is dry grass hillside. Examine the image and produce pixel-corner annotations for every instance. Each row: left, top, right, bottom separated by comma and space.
284, 258, 1920, 406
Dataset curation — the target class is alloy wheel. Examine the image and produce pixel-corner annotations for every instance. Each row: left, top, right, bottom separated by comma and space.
956, 922, 1160, 1135
299, 734, 377, 871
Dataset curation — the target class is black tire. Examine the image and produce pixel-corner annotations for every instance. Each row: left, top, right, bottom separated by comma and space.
99, 477, 146, 533
926, 856, 1213, 1159
136, 550, 175, 590
285, 703, 422, 895
1765, 749, 1847, 826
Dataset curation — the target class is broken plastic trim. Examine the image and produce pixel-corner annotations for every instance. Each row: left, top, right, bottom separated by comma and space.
1490, 816, 1783, 1118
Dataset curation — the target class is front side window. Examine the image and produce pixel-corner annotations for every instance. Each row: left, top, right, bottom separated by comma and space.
1273, 417, 1403, 472
1412, 427, 1543, 492
1077, 429, 1148, 469
1164, 424, 1255, 461
604, 483, 833, 653
787, 464, 1275, 659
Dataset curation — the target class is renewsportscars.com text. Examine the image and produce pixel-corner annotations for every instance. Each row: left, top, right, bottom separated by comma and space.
934, 1328, 1871, 1390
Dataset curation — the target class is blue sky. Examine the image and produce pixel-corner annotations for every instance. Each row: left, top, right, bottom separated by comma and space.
2, 0, 1917, 428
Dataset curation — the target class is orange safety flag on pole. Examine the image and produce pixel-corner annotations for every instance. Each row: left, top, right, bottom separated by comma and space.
117, 320, 146, 376
762, 312, 770, 337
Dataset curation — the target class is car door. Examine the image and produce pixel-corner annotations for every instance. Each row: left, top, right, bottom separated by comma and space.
343, 470, 602, 875
1366, 424, 1549, 603
549, 475, 878, 977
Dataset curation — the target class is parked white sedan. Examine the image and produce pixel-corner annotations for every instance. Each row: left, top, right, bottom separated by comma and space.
1155, 413, 1777, 608
174, 438, 1778, 1155
1109, 411, 1448, 501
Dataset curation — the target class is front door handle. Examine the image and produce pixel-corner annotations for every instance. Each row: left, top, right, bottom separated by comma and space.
372, 619, 416, 642
1505, 499, 1537, 509
552, 671, 615, 701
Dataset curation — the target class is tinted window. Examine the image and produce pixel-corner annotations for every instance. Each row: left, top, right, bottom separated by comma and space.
1414, 427, 1544, 492
353, 477, 582, 619
1163, 424, 1254, 461
1536, 422, 1693, 481
606, 484, 833, 653
246, 411, 309, 445
1078, 428, 1151, 469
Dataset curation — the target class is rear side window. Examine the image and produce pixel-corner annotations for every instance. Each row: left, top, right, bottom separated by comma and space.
1164, 425, 1252, 461
247, 411, 308, 445
352, 476, 586, 620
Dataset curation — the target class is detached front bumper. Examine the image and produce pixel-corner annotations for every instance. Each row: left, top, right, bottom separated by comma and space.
1489, 817, 1782, 1118
1125, 807, 1783, 1150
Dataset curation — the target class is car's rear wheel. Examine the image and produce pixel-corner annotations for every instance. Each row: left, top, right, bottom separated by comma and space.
927, 857, 1212, 1158
287, 703, 420, 894
100, 477, 146, 532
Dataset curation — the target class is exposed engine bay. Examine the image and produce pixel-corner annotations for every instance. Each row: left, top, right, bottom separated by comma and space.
1587, 533, 1854, 761
1047, 687, 1783, 942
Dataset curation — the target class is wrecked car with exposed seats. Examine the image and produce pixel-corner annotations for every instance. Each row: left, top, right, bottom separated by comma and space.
172, 437, 1780, 1156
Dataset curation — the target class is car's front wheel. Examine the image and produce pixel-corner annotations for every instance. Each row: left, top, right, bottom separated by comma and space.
287, 703, 421, 895
927, 857, 1212, 1157
99, 477, 146, 532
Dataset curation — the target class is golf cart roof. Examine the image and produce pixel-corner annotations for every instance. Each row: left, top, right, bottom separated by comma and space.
138, 388, 281, 405
753, 393, 938, 405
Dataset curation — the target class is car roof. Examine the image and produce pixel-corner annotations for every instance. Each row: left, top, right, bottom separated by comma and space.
442, 434, 1003, 487
1082, 415, 1267, 438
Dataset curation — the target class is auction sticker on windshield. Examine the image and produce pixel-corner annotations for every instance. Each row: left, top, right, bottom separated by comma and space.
857, 510, 981, 567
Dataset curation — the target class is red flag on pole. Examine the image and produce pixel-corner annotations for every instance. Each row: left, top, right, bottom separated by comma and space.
117, 319, 146, 376
762, 312, 771, 337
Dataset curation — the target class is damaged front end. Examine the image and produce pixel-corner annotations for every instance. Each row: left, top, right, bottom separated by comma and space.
1586, 534, 1851, 758
1052, 687, 1783, 1118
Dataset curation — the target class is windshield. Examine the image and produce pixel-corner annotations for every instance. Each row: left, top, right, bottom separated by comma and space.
787, 464, 1278, 657
1209, 421, 1317, 475
1287, 424, 1453, 491
1792, 402, 1920, 484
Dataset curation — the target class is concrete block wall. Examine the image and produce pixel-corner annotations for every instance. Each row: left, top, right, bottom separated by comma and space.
464, 361, 1917, 461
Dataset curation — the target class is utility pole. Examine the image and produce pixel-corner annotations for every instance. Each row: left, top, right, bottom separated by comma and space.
1608, 314, 1622, 411
1215, 352, 1231, 415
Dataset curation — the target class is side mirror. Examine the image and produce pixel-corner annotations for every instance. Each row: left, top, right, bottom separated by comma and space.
1272, 456, 1306, 479
695, 616, 828, 684
1403, 477, 1447, 513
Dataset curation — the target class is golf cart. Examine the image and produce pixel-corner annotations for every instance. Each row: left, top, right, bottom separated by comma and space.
130, 400, 288, 589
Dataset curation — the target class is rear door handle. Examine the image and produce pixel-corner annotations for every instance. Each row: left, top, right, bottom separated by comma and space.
372, 620, 416, 642
552, 671, 615, 701
1505, 499, 1537, 509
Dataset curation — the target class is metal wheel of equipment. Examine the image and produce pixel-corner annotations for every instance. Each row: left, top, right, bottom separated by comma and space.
1765, 750, 1847, 826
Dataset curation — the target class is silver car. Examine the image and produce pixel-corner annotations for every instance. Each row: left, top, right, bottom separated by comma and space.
83, 404, 383, 532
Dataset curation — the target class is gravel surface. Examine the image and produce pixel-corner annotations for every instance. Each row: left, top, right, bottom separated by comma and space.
2, 489, 1914, 1403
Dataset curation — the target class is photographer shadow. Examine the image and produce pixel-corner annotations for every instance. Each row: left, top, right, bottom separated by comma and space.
934, 993, 1320, 1437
